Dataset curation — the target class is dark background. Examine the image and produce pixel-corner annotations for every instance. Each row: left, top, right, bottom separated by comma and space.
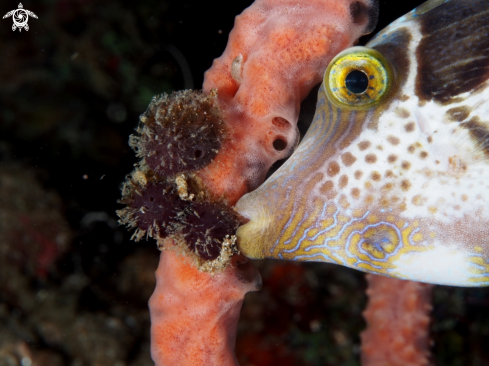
1, 0, 488, 365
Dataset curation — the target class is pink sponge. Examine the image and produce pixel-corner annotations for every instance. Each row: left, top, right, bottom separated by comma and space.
361, 275, 433, 366
150, 248, 261, 365
201, 0, 378, 203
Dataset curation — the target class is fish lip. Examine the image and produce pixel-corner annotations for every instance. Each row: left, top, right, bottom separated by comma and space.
235, 194, 253, 221
236, 222, 266, 259
235, 210, 250, 225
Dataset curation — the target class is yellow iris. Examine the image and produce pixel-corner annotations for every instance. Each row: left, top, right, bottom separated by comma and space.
324, 47, 393, 109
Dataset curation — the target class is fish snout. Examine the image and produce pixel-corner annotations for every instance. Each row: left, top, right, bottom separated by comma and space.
235, 192, 273, 259
236, 221, 266, 259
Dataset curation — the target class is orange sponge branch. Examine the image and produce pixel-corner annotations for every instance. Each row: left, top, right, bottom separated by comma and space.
201, 0, 378, 203
361, 275, 433, 366
149, 247, 261, 365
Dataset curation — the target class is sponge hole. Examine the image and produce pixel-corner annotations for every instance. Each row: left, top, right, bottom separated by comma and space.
350, 1, 368, 25
272, 117, 291, 130
273, 138, 287, 151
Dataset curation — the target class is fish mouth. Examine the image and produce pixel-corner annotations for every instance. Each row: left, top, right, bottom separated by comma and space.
236, 222, 266, 259
235, 192, 270, 259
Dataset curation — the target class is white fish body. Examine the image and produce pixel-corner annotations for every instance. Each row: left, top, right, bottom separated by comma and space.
236, 0, 489, 286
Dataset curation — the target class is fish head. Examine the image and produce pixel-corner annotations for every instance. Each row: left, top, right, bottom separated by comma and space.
236, 0, 489, 286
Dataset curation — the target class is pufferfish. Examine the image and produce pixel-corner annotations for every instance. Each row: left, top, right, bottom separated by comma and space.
236, 0, 489, 286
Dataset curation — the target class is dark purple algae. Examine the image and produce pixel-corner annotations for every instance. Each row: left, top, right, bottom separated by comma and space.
118, 173, 245, 261
118, 89, 242, 263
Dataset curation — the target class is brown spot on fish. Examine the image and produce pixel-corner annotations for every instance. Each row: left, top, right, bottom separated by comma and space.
412, 195, 424, 206
404, 122, 415, 132
365, 195, 374, 204
462, 194, 468, 201
321, 182, 338, 199
351, 188, 360, 199
399, 94, 410, 102
339, 195, 350, 210
408, 145, 415, 153
401, 179, 411, 191
339, 175, 349, 188
387, 135, 400, 145
395, 107, 410, 118
371, 171, 381, 181
385, 170, 394, 178
341, 152, 357, 167
420, 151, 428, 159
382, 183, 393, 191
446, 106, 471, 122
327, 161, 341, 177
367, 120, 379, 131
376, 145, 383, 151
387, 154, 398, 163
427, 136, 433, 143
421, 168, 434, 178
354, 170, 363, 180
365, 154, 377, 164
448, 155, 468, 176
358, 141, 371, 151
416, 1, 489, 103
321, 181, 334, 193
401, 161, 411, 170
365, 181, 373, 189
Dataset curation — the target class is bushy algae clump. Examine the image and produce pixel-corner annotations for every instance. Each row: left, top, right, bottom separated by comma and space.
118, 90, 245, 270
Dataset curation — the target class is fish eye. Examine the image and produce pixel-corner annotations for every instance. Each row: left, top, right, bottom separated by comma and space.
345, 70, 369, 94
324, 46, 393, 109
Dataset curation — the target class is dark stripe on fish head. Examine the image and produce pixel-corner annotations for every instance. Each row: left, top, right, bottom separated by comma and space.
416, 0, 489, 103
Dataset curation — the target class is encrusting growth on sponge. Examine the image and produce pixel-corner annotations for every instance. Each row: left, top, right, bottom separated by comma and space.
130, 89, 224, 176
117, 89, 245, 270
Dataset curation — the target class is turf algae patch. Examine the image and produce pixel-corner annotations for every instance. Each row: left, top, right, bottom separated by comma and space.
130, 89, 224, 176
117, 90, 244, 271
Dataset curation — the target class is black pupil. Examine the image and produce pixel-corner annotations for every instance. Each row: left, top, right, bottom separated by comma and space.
345, 70, 369, 94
